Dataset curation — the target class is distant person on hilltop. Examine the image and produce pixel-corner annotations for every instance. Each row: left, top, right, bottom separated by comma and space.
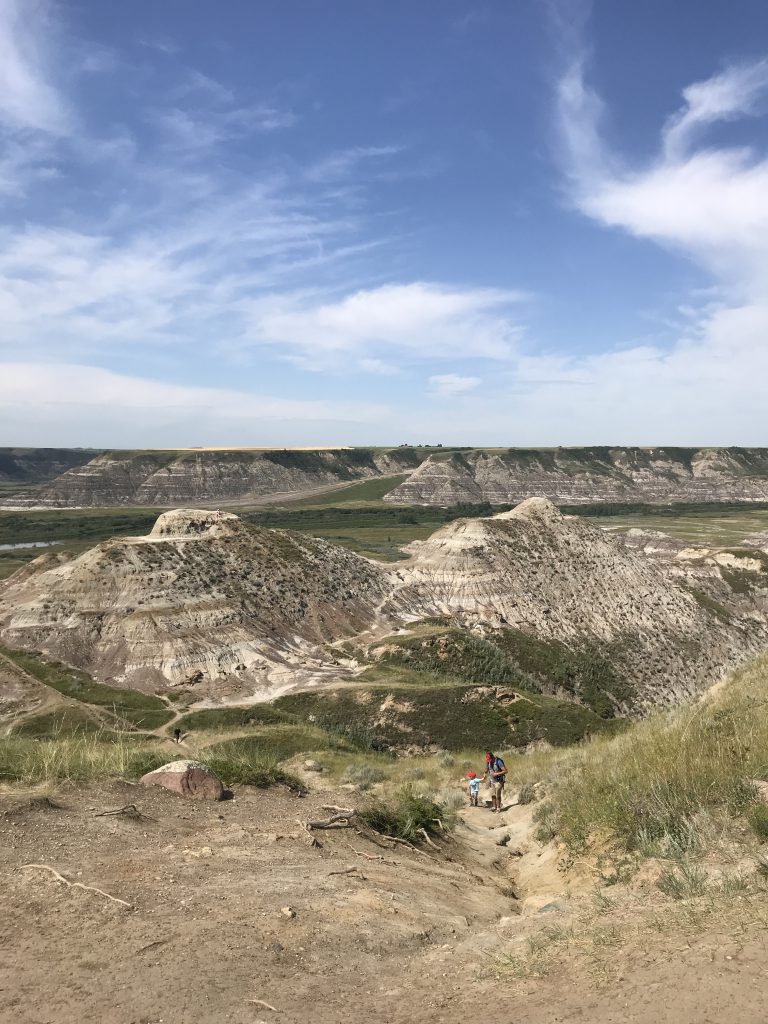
484, 750, 507, 812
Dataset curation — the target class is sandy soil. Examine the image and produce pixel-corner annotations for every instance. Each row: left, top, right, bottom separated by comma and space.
2, 777, 768, 1024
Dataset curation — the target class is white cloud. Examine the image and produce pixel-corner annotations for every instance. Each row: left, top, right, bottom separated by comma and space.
0, 363, 388, 446
245, 283, 525, 366
545, 41, 768, 440
663, 60, 768, 160
0, 0, 70, 133
559, 54, 768, 290
428, 373, 481, 397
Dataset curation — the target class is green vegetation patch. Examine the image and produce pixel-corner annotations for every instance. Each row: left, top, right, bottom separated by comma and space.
490, 628, 637, 717
368, 624, 636, 718
1, 646, 173, 730
176, 704, 298, 732
277, 674, 620, 752
0, 734, 169, 783
360, 786, 448, 841
10, 707, 104, 738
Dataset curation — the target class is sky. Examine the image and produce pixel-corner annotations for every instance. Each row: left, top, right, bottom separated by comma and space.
2, 0, 768, 448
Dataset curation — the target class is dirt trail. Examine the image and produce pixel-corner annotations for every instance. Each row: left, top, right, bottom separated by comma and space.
2, 778, 767, 1023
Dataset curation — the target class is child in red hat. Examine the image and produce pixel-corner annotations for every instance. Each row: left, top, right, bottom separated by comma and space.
466, 770, 480, 807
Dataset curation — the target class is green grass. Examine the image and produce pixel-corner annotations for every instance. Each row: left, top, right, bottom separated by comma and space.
10, 707, 104, 738
581, 506, 768, 548
176, 704, 299, 732
272, 474, 409, 509
359, 786, 450, 841
1, 646, 174, 730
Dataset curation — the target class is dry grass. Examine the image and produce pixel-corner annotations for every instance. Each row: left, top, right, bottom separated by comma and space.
0, 730, 168, 784
535, 655, 768, 855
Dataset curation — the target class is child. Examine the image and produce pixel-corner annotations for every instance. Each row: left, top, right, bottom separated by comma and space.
466, 770, 480, 807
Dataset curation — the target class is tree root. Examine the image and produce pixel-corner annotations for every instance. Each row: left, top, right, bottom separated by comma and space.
23, 863, 132, 909
94, 804, 155, 822
418, 828, 441, 851
247, 998, 280, 1011
306, 809, 357, 829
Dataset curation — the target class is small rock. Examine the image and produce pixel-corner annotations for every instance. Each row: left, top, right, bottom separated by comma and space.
303, 759, 323, 773
280, 905, 296, 920
537, 901, 566, 914
495, 833, 511, 847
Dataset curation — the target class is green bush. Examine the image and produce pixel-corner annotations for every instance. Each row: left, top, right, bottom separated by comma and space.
360, 786, 446, 842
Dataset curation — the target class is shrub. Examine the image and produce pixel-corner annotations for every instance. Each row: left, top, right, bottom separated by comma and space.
517, 781, 537, 805
341, 763, 386, 791
747, 802, 768, 841
656, 862, 709, 900
360, 786, 446, 842
436, 751, 455, 768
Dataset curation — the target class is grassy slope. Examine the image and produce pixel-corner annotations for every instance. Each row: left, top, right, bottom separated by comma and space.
369, 624, 636, 717
519, 654, 768, 857
1, 646, 173, 730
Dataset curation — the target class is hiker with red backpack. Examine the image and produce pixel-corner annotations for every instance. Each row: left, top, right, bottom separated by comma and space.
484, 750, 507, 812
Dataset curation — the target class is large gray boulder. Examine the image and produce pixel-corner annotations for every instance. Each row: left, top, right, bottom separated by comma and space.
140, 759, 225, 801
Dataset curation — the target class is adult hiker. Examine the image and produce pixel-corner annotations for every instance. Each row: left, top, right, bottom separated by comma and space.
484, 750, 507, 812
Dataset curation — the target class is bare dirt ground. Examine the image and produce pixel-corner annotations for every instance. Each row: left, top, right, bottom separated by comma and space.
2, 777, 768, 1024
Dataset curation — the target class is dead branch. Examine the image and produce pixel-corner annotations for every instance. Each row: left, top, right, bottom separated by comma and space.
431, 818, 445, 832
23, 863, 132, 909
418, 828, 441, 851
246, 998, 280, 1012
296, 819, 322, 848
327, 866, 360, 877
342, 841, 392, 863
306, 810, 357, 830
377, 834, 430, 857
94, 804, 155, 822
321, 805, 356, 814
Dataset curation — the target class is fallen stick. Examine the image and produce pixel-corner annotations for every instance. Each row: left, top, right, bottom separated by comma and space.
306, 811, 357, 829
23, 863, 132, 909
94, 804, 155, 821
418, 828, 441, 851
327, 866, 359, 877
321, 805, 356, 815
377, 834, 430, 857
296, 819, 322, 848
247, 998, 280, 1012
342, 841, 390, 863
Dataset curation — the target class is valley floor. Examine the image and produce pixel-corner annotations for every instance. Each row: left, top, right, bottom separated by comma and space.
2, 776, 767, 1024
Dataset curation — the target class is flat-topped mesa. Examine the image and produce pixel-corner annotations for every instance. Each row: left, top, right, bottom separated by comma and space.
149, 508, 244, 538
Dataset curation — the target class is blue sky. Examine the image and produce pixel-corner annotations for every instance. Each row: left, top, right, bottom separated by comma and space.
2, 0, 768, 447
